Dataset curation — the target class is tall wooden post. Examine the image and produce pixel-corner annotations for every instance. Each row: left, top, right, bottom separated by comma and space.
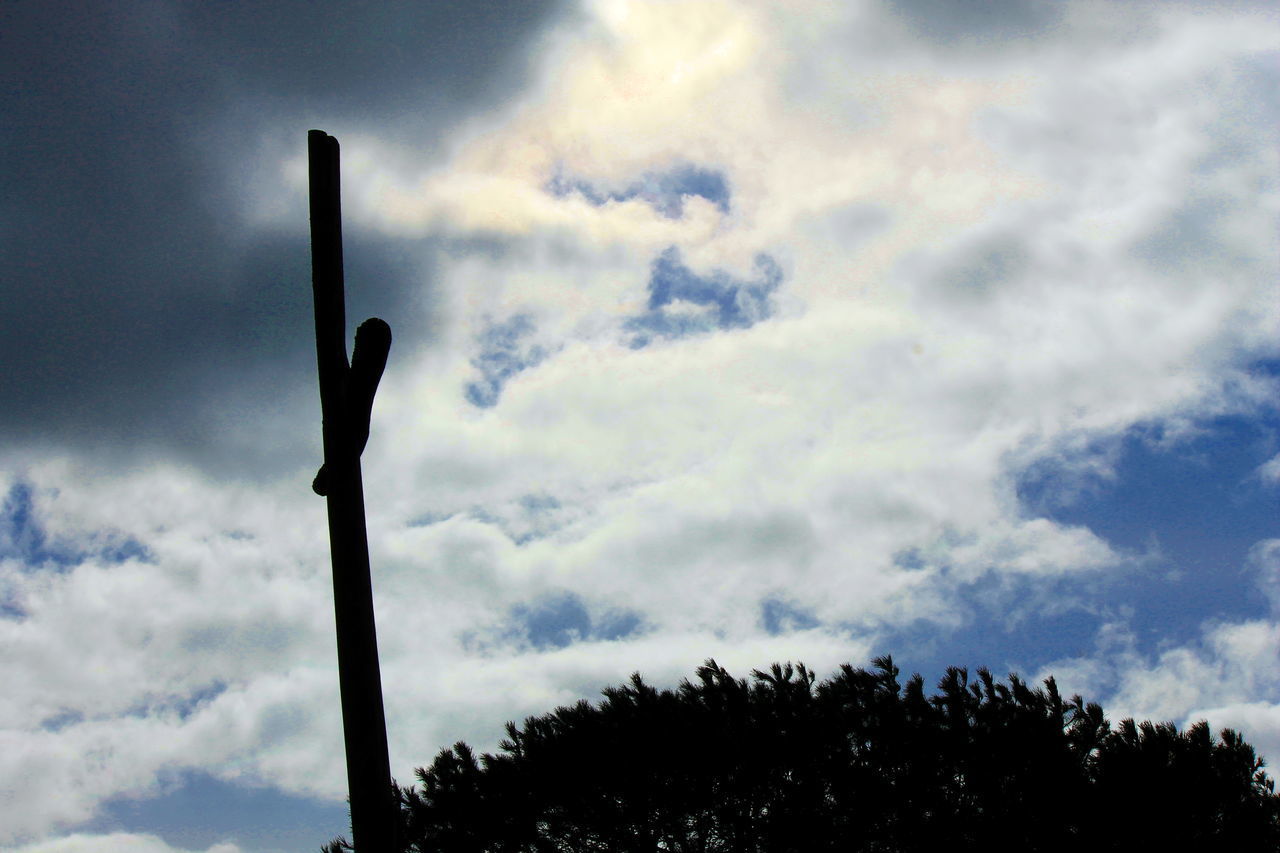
308, 129, 397, 853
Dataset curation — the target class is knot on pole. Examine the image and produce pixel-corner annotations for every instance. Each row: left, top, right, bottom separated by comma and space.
313, 317, 392, 496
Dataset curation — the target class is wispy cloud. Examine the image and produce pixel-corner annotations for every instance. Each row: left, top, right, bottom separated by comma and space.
548, 162, 731, 219
464, 315, 549, 407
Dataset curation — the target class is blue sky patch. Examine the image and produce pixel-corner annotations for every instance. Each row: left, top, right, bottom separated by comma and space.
407, 496, 563, 543
761, 598, 820, 635
0, 481, 152, 570
465, 315, 547, 408
100, 537, 151, 564
1249, 357, 1280, 380
865, 401, 1280, 688
892, 548, 930, 572
407, 510, 457, 528
0, 597, 25, 620
463, 494, 564, 545
625, 247, 783, 347
1, 482, 78, 568
80, 770, 348, 853
881, 584, 1105, 695
39, 708, 85, 733
518, 493, 560, 513
123, 681, 229, 722
1015, 412, 1280, 655
508, 591, 645, 650
547, 162, 730, 219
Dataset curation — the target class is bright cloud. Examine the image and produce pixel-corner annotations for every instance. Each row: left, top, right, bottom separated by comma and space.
0, 835, 241, 853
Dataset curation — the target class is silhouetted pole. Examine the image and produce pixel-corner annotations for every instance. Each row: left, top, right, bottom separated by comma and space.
308, 129, 397, 853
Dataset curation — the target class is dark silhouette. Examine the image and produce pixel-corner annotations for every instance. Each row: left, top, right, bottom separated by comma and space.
310, 129, 397, 853
325, 656, 1280, 852
312, 316, 392, 497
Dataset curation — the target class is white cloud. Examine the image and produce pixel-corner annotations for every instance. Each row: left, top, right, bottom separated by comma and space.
1044, 616, 1280, 767
1250, 538, 1280, 616
0, 834, 240, 853
1039, 539, 1280, 767
1260, 454, 1280, 485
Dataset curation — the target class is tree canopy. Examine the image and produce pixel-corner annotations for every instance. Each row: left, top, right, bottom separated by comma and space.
326, 656, 1280, 852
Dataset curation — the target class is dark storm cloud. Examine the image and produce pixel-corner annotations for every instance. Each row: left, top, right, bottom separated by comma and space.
183, 2, 572, 122
0, 0, 573, 478
881, 0, 1065, 45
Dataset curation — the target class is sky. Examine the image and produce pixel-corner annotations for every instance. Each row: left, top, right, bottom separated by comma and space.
1, 0, 1278, 850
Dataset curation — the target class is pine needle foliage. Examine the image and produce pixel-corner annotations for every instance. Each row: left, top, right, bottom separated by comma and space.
325, 656, 1280, 852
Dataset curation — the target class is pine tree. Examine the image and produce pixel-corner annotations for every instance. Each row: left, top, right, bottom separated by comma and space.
326, 657, 1280, 852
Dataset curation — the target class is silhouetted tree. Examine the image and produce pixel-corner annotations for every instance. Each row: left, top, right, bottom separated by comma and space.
324, 656, 1280, 852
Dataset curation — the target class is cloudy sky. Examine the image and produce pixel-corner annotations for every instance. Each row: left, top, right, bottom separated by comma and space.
3, 1, 1279, 850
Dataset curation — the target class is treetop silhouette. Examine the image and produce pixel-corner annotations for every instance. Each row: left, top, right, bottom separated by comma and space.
326, 656, 1280, 852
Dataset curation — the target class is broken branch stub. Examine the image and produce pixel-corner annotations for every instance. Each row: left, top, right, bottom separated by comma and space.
312, 317, 392, 496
